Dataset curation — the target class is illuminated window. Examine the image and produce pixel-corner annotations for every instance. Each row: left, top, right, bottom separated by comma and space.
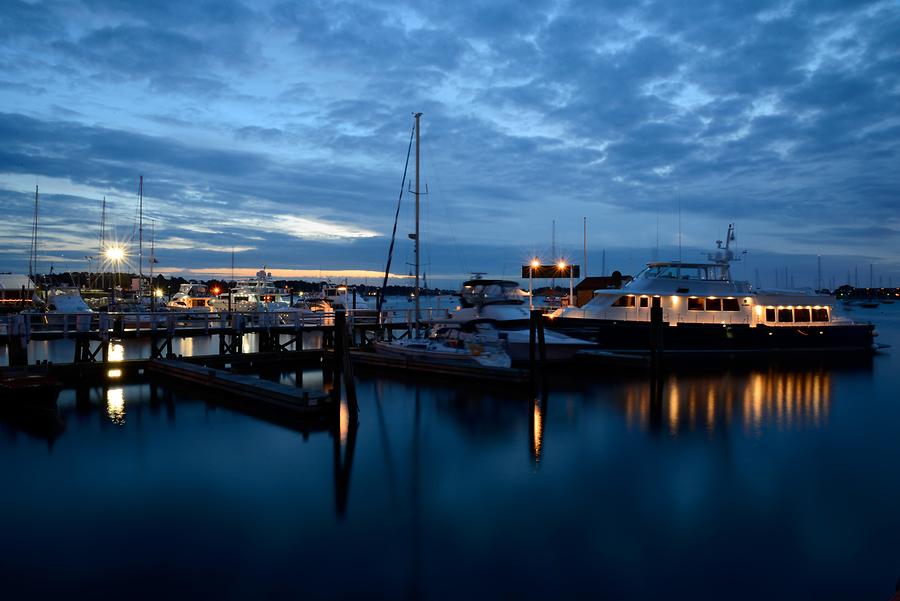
765, 308, 776, 322
812, 308, 829, 322
688, 297, 704, 311
722, 298, 740, 311
705, 298, 722, 311
794, 308, 811, 322
777, 308, 793, 322
639, 296, 649, 308
612, 295, 635, 307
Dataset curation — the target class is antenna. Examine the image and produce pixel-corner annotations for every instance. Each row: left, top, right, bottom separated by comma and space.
29, 185, 39, 282
138, 175, 144, 293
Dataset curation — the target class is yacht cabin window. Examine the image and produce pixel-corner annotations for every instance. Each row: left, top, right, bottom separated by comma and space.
688, 297, 704, 311
639, 296, 649, 308
612, 295, 635, 308
777, 308, 793, 322
765, 308, 776, 321
722, 298, 740, 311
812, 308, 829, 322
705, 298, 722, 311
794, 308, 811, 322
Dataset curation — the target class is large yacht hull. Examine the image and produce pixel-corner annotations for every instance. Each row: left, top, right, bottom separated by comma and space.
548, 318, 877, 354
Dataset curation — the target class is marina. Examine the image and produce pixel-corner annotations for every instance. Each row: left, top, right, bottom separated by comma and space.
3, 1, 900, 598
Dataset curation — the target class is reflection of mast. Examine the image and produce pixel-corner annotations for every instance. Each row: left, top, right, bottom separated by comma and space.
332, 400, 358, 518
409, 387, 423, 599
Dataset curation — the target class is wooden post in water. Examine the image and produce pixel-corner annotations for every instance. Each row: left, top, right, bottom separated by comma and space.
7, 315, 28, 367
529, 309, 547, 377
333, 309, 345, 399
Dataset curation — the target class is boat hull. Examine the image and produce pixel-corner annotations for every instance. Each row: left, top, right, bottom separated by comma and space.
548, 318, 877, 354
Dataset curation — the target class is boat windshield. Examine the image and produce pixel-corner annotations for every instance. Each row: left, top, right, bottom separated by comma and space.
637, 264, 730, 281
460, 281, 523, 307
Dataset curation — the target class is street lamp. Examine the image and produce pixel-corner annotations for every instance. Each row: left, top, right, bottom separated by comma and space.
105, 245, 125, 305
529, 258, 540, 311
558, 260, 574, 307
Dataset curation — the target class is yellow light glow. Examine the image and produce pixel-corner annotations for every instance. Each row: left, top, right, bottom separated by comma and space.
107, 368, 122, 378
339, 400, 349, 445
557, 260, 567, 270
106, 387, 125, 426
671, 295, 680, 305
105, 246, 125, 262
530, 258, 541, 269
755, 306, 763, 316
154, 288, 164, 297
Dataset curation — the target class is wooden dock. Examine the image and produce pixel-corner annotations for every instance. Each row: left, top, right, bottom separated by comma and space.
147, 358, 333, 415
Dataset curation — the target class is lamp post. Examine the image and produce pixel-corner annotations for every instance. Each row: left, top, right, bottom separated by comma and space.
529, 258, 540, 311
105, 245, 124, 306
558, 260, 573, 307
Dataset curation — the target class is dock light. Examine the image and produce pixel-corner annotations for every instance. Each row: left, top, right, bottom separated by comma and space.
105, 246, 125, 262
154, 288, 164, 298
557, 260, 567, 270
531, 259, 541, 269
212, 287, 220, 295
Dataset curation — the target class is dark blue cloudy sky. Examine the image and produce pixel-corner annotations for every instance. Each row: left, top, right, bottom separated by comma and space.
1, 0, 898, 288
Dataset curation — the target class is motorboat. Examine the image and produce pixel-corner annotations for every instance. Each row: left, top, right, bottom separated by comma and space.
549, 225, 877, 354
373, 326, 512, 369
166, 283, 214, 312
439, 278, 591, 361
209, 269, 313, 326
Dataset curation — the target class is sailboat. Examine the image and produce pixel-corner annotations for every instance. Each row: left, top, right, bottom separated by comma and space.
372, 113, 512, 369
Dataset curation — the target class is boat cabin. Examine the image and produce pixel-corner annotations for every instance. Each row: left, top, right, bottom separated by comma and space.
460, 280, 524, 308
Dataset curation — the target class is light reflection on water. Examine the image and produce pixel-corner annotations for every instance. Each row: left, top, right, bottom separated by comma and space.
623, 368, 832, 437
105, 387, 126, 425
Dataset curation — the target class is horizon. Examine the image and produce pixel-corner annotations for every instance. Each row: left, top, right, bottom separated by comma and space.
1, 1, 897, 290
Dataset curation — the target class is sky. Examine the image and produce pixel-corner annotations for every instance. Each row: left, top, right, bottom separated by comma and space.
1, 0, 898, 289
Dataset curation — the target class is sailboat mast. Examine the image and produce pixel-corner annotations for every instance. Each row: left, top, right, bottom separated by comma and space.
138, 175, 144, 293
29, 185, 39, 283
99, 196, 106, 292
414, 112, 422, 329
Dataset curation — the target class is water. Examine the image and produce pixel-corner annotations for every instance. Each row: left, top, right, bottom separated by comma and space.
2, 306, 899, 599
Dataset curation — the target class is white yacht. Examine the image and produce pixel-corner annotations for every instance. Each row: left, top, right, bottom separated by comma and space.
549, 225, 877, 353
166, 283, 214, 312
439, 278, 590, 362
210, 269, 294, 313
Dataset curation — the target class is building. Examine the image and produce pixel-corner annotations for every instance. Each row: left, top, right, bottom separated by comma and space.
574, 272, 632, 307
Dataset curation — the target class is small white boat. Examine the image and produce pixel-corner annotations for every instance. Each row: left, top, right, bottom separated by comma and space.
373, 327, 512, 368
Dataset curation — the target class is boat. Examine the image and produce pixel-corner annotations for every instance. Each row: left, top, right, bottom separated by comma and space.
372, 113, 513, 369
438, 277, 590, 361
548, 224, 878, 354
166, 283, 214, 312
210, 269, 295, 313
373, 327, 511, 368
0, 371, 61, 411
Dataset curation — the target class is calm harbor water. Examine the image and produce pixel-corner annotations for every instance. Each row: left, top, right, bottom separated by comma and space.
2, 305, 899, 599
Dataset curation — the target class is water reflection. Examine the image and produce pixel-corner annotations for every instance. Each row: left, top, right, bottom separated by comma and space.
106, 387, 126, 426
623, 367, 833, 437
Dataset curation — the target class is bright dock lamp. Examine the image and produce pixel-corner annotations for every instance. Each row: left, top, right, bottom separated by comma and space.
105, 245, 125, 304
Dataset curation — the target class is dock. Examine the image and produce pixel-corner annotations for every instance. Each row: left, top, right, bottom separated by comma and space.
147, 358, 333, 415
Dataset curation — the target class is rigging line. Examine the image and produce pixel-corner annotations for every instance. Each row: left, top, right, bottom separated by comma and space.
378, 121, 416, 314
